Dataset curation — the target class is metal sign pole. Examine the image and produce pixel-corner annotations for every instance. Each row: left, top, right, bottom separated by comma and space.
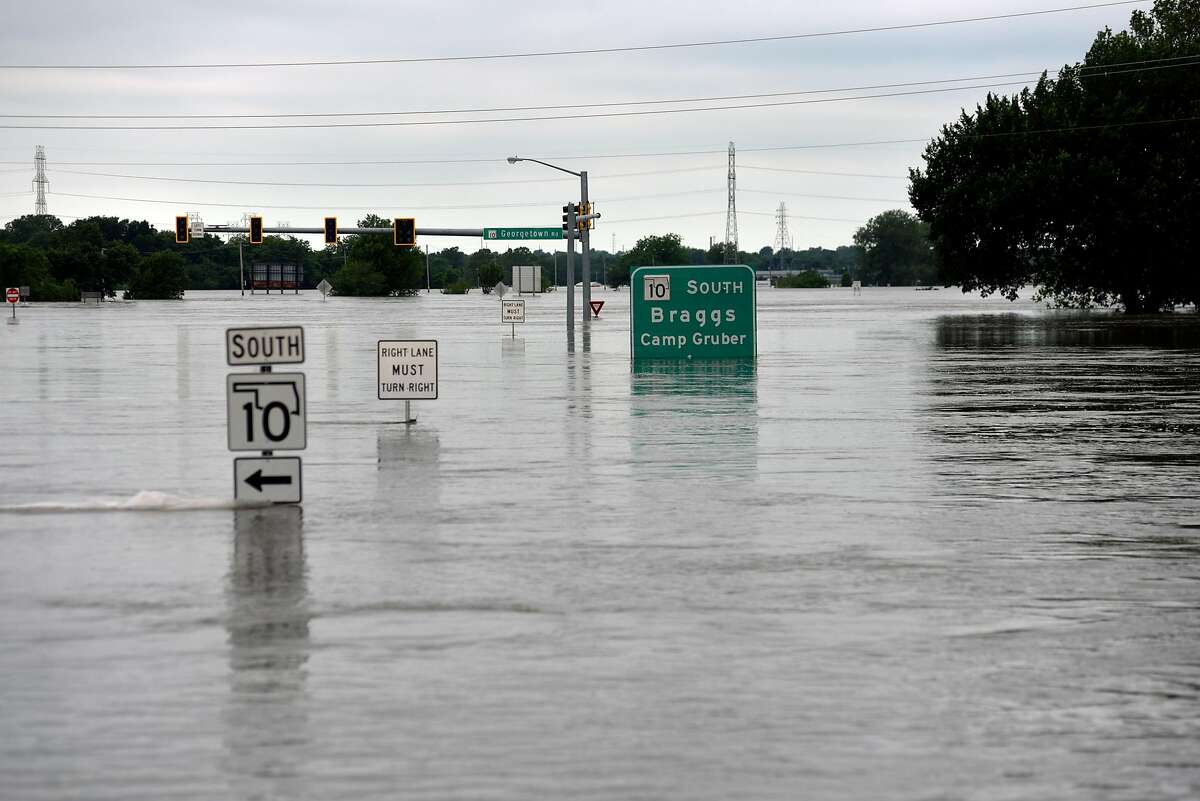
581, 171, 591, 326
566, 211, 576, 331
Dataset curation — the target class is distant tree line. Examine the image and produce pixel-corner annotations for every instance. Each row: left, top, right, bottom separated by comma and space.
0, 209, 940, 299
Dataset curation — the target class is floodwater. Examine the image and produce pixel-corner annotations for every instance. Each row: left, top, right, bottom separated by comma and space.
2, 287, 1199, 800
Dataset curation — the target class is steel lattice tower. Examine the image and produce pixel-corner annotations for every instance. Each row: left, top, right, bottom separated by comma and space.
33, 145, 48, 216
723, 141, 738, 264
773, 202, 792, 253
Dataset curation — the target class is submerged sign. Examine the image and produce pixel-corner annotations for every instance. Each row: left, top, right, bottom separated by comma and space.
629, 265, 756, 360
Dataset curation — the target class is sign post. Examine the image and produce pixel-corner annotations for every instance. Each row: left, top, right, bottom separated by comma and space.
378, 340, 438, 425
5, 287, 18, 320
225, 326, 306, 504
501, 299, 525, 339
630, 265, 756, 361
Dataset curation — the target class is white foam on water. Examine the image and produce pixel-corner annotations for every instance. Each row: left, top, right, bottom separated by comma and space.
0, 490, 270, 513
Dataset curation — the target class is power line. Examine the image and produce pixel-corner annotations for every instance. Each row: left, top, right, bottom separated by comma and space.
606, 211, 870, 224
740, 188, 907, 203
7, 54, 1193, 120
45, 187, 720, 212
51, 165, 720, 188
0, 2, 1149, 70
0, 76, 1161, 130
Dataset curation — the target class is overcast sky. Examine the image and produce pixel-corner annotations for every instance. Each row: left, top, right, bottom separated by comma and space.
0, 0, 1147, 254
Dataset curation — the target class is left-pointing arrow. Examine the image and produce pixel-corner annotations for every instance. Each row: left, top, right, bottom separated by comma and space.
245, 469, 293, 492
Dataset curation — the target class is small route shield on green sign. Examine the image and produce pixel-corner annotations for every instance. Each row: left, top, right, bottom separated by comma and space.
630, 265, 756, 360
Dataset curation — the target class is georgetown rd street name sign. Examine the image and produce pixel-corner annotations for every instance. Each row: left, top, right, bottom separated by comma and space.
630, 265, 756, 360
483, 227, 565, 241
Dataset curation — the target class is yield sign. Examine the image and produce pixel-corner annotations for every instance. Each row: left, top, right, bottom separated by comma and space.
589, 300, 605, 318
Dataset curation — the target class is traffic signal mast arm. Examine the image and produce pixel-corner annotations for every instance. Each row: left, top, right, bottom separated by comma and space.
203, 224, 485, 237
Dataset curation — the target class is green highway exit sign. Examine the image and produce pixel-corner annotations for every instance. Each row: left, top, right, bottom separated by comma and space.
630, 265, 756, 360
483, 227, 565, 241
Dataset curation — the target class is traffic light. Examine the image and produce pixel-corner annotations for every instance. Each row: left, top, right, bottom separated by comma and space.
175, 215, 189, 244
249, 215, 263, 245
324, 216, 337, 245
561, 203, 576, 232
578, 202, 595, 231
393, 217, 415, 247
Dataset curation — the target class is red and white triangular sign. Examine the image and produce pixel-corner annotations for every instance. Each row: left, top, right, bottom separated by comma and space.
589, 300, 605, 318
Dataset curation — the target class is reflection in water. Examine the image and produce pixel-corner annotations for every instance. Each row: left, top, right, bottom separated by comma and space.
925, 314, 1200, 506
936, 313, 1200, 349
224, 507, 310, 800
175, 327, 190, 401
377, 429, 442, 512
630, 361, 759, 479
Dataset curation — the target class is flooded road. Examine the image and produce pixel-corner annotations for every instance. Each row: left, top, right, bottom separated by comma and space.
2, 288, 1199, 800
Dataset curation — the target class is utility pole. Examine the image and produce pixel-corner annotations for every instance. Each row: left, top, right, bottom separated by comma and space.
580, 171, 590, 325
425, 244, 430, 293
238, 241, 245, 296
565, 204, 576, 330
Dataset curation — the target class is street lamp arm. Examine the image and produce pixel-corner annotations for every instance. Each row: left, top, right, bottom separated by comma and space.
507, 156, 581, 178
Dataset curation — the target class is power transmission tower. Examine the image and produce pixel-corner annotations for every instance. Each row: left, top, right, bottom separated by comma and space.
773, 202, 792, 258
773, 202, 793, 274
724, 141, 738, 264
33, 145, 48, 216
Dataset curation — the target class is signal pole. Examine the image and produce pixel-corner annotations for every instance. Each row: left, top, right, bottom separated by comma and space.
580, 171, 590, 325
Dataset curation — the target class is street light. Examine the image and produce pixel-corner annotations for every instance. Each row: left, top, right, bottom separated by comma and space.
508, 156, 591, 328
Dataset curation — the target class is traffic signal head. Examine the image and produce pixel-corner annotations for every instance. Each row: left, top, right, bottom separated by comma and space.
249, 215, 263, 245
393, 217, 415, 247
561, 203, 576, 231
324, 216, 337, 245
175, 215, 189, 244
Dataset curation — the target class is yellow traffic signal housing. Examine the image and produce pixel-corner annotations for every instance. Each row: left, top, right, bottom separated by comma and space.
175, 215, 189, 244
393, 217, 416, 247
249, 216, 263, 245
324, 216, 337, 245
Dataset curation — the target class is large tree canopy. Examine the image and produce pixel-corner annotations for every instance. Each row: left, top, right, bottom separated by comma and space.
909, 0, 1200, 313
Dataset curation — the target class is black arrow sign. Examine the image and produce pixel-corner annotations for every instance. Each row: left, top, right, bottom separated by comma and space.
245, 469, 293, 492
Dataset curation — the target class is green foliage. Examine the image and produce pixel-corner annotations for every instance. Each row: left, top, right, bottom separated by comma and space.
840, 271, 853, 287
610, 233, 689, 286
0, 242, 78, 301
328, 259, 388, 296
909, 0, 1200, 312
332, 215, 425, 296
442, 280, 471, 295
852, 210, 935, 286
776, 270, 831, 288
127, 252, 188, 300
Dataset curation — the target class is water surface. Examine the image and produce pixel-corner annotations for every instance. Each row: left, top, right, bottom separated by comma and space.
2, 288, 1198, 800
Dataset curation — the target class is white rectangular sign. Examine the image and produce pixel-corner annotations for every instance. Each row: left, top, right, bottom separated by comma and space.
234, 456, 302, 503
378, 340, 438, 400
227, 373, 307, 451
501, 299, 525, 323
226, 326, 305, 366
643, 274, 671, 302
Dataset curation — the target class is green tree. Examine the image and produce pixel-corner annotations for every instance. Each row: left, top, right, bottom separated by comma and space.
127, 251, 188, 299
333, 215, 424, 296
610, 233, 689, 286
776, 270, 831, 288
0, 242, 78, 301
852, 210, 935, 286
909, 0, 1200, 312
